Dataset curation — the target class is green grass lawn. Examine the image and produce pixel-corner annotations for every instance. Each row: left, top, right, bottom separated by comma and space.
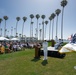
0, 49, 76, 75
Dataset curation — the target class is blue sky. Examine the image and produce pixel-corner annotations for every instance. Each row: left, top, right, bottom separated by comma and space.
0, 0, 76, 40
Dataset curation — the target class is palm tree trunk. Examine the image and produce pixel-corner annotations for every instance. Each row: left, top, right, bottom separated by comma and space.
4, 20, 6, 37
11, 29, 12, 36
61, 7, 64, 42
52, 19, 54, 39
12, 28, 13, 36
49, 21, 51, 40
45, 25, 47, 38
1, 29, 2, 37
37, 19, 38, 39
56, 15, 58, 39
39, 24, 41, 40
32, 24, 33, 37
30, 19, 32, 37
35, 28, 37, 38
31, 23, 33, 37
42, 20, 44, 40
40, 30, 41, 40
14, 28, 16, 37
16, 21, 18, 37
22, 22, 24, 38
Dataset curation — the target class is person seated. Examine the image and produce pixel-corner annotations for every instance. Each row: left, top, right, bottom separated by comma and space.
5, 43, 10, 53
0, 44, 5, 54
0, 44, 2, 54
1, 45, 5, 54
13, 43, 17, 52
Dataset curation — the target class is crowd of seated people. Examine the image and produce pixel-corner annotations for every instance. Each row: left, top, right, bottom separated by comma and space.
0, 41, 38, 54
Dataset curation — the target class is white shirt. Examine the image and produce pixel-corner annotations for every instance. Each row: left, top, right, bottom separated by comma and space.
43, 41, 48, 48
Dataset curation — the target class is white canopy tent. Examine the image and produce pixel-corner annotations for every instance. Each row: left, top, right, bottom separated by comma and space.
10, 38, 20, 41
0, 37, 9, 41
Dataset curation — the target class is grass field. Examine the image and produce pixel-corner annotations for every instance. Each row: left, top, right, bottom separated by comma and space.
0, 49, 76, 75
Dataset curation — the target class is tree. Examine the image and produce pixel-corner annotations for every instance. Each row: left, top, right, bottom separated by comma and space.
3, 16, 8, 37
61, 0, 68, 41
16, 33, 18, 37
19, 34, 22, 40
14, 28, 16, 37
55, 9, 61, 41
1, 28, 2, 36
51, 13, 56, 39
36, 14, 40, 39
49, 16, 52, 40
0, 18, 3, 24
41, 15, 45, 40
19, 34, 21, 36
35, 28, 37, 38
11, 27, 13, 37
0, 18, 3, 36
30, 14, 34, 38
5, 29, 7, 37
45, 20, 48, 38
16, 17, 20, 37
39, 29, 42, 40
22, 17, 27, 38
31, 22, 34, 37
7, 30, 9, 37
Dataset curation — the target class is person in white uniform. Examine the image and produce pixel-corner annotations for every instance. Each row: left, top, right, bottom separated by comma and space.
42, 40, 48, 60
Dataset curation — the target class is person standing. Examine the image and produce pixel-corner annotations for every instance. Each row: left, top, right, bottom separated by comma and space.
42, 40, 48, 60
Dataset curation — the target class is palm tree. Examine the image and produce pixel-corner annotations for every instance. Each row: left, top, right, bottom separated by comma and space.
41, 15, 45, 40
36, 14, 40, 39
0, 18, 3, 26
49, 16, 52, 40
22, 17, 27, 38
30, 14, 34, 38
16, 33, 18, 37
1, 28, 2, 36
0, 18, 3, 36
7, 30, 9, 37
51, 13, 56, 39
16, 17, 20, 37
39, 23, 41, 29
11, 27, 13, 37
35, 28, 37, 38
55, 9, 61, 41
35, 33, 36, 38
39, 29, 42, 40
14, 28, 16, 37
45, 20, 48, 38
31, 22, 34, 37
61, 0, 68, 41
19, 33, 21, 36
5, 29, 7, 37
3, 16, 8, 37
39, 23, 41, 40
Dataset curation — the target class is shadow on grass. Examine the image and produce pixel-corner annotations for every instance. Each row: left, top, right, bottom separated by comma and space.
31, 57, 40, 62
41, 60, 48, 66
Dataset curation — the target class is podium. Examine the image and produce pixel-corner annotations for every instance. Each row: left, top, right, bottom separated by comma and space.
35, 44, 41, 59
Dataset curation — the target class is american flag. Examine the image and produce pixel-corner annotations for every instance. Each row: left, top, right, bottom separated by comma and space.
68, 34, 73, 41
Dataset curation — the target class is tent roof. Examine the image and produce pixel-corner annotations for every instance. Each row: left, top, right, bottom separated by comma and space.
10, 38, 19, 41
0, 37, 9, 41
